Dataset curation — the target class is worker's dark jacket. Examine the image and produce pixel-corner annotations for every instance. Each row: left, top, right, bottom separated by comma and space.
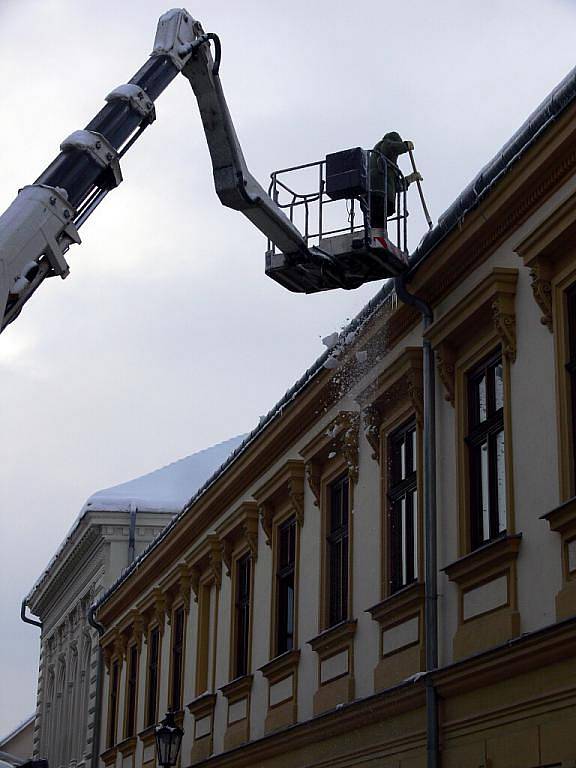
370, 134, 409, 217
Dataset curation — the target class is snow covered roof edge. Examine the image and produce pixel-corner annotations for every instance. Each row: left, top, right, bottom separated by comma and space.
0, 714, 35, 747
25, 436, 245, 605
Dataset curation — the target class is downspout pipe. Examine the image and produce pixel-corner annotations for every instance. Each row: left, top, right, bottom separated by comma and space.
128, 503, 138, 565
88, 605, 105, 768
394, 275, 439, 768
21, 598, 42, 628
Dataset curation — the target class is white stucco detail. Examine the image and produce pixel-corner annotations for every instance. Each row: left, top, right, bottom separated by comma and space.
269, 675, 293, 707
228, 697, 248, 724
463, 575, 508, 620
142, 741, 155, 762
320, 650, 349, 684
382, 616, 419, 656
194, 715, 212, 739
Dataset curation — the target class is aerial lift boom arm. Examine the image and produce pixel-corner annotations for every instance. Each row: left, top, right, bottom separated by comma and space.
0, 8, 410, 335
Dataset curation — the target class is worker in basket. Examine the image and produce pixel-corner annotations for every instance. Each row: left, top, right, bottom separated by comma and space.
369, 131, 414, 228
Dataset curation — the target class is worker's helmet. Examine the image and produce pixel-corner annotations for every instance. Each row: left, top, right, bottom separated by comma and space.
382, 131, 403, 142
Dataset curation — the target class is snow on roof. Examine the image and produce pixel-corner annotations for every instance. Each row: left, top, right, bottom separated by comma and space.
26, 435, 246, 603
0, 713, 34, 747
83, 434, 246, 514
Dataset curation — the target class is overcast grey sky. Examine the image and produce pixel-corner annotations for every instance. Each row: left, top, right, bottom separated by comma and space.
1, 0, 575, 737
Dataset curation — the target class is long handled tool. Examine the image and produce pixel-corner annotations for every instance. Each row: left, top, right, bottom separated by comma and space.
408, 148, 433, 230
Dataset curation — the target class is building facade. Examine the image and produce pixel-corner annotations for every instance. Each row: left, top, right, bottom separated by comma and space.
93, 68, 576, 768
24, 437, 243, 768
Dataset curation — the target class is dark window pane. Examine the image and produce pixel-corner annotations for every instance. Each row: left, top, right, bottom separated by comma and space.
235, 554, 251, 677
170, 607, 185, 710
276, 518, 296, 655
467, 351, 506, 550
108, 659, 119, 747
388, 421, 418, 593
125, 645, 138, 737
327, 476, 349, 627
146, 627, 160, 726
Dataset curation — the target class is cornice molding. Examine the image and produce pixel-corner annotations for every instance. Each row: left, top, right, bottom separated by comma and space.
425, 268, 519, 403
30, 523, 104, 614
253, 461, 305, 545
357, 347, 424, 460
216, 502, 259, 576
515, 190, 576, 332
300, 412, 360, 505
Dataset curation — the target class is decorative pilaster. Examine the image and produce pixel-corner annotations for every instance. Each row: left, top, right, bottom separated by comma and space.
253, 461, 306, 545
216, 503, 259, 578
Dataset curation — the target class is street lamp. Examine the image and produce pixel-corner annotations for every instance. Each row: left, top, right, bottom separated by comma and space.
155, 710, 184, 768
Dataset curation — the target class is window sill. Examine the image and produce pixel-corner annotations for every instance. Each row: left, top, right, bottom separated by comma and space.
100, 746, 118, 767
187, 691, 217, 718
368, 581, 425, 625
542, 495, 576, 534
308, 620, 356, 716
260, 648, 300, 683
443, 534, 522, 586
260, 649, 301, 734
187, 692, 217, 762
138, 724, 157, 746
220, 674, 253, 751
368, 583, 425, 691
542, 496, 576, 619
308, 619, 357, 657
117, 737, 137, 757
220, 673, 253, 702
443, 534, 522, 660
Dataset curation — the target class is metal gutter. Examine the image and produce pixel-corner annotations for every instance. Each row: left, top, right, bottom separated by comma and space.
394, 277, 438, 768
408, 64, 576, 273
20, 599, 42, 629
92, 63, 576, 617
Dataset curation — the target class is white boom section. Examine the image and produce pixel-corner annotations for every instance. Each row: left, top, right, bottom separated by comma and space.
0, 185, 81, 331
176, 17, 311, 259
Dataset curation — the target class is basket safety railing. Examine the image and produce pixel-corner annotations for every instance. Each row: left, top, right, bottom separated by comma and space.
267, 150, 409, 259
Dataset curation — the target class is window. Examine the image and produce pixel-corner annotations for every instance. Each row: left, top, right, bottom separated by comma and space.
170, 606, 185, 711
234, 554, 251, 678
567, 286, 576, 485
195, 584, 212, 696
388, 420, 418, 592
107, 659, 119, 747
327, 475, 349, 627
125, 644, 138, 738
146, 627, 160, 727
467, 351, 507, 549
276, 518, 296, 655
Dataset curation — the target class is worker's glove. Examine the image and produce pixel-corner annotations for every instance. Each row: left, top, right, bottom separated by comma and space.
404, 171, 422, 187
404, 140, 414, 151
